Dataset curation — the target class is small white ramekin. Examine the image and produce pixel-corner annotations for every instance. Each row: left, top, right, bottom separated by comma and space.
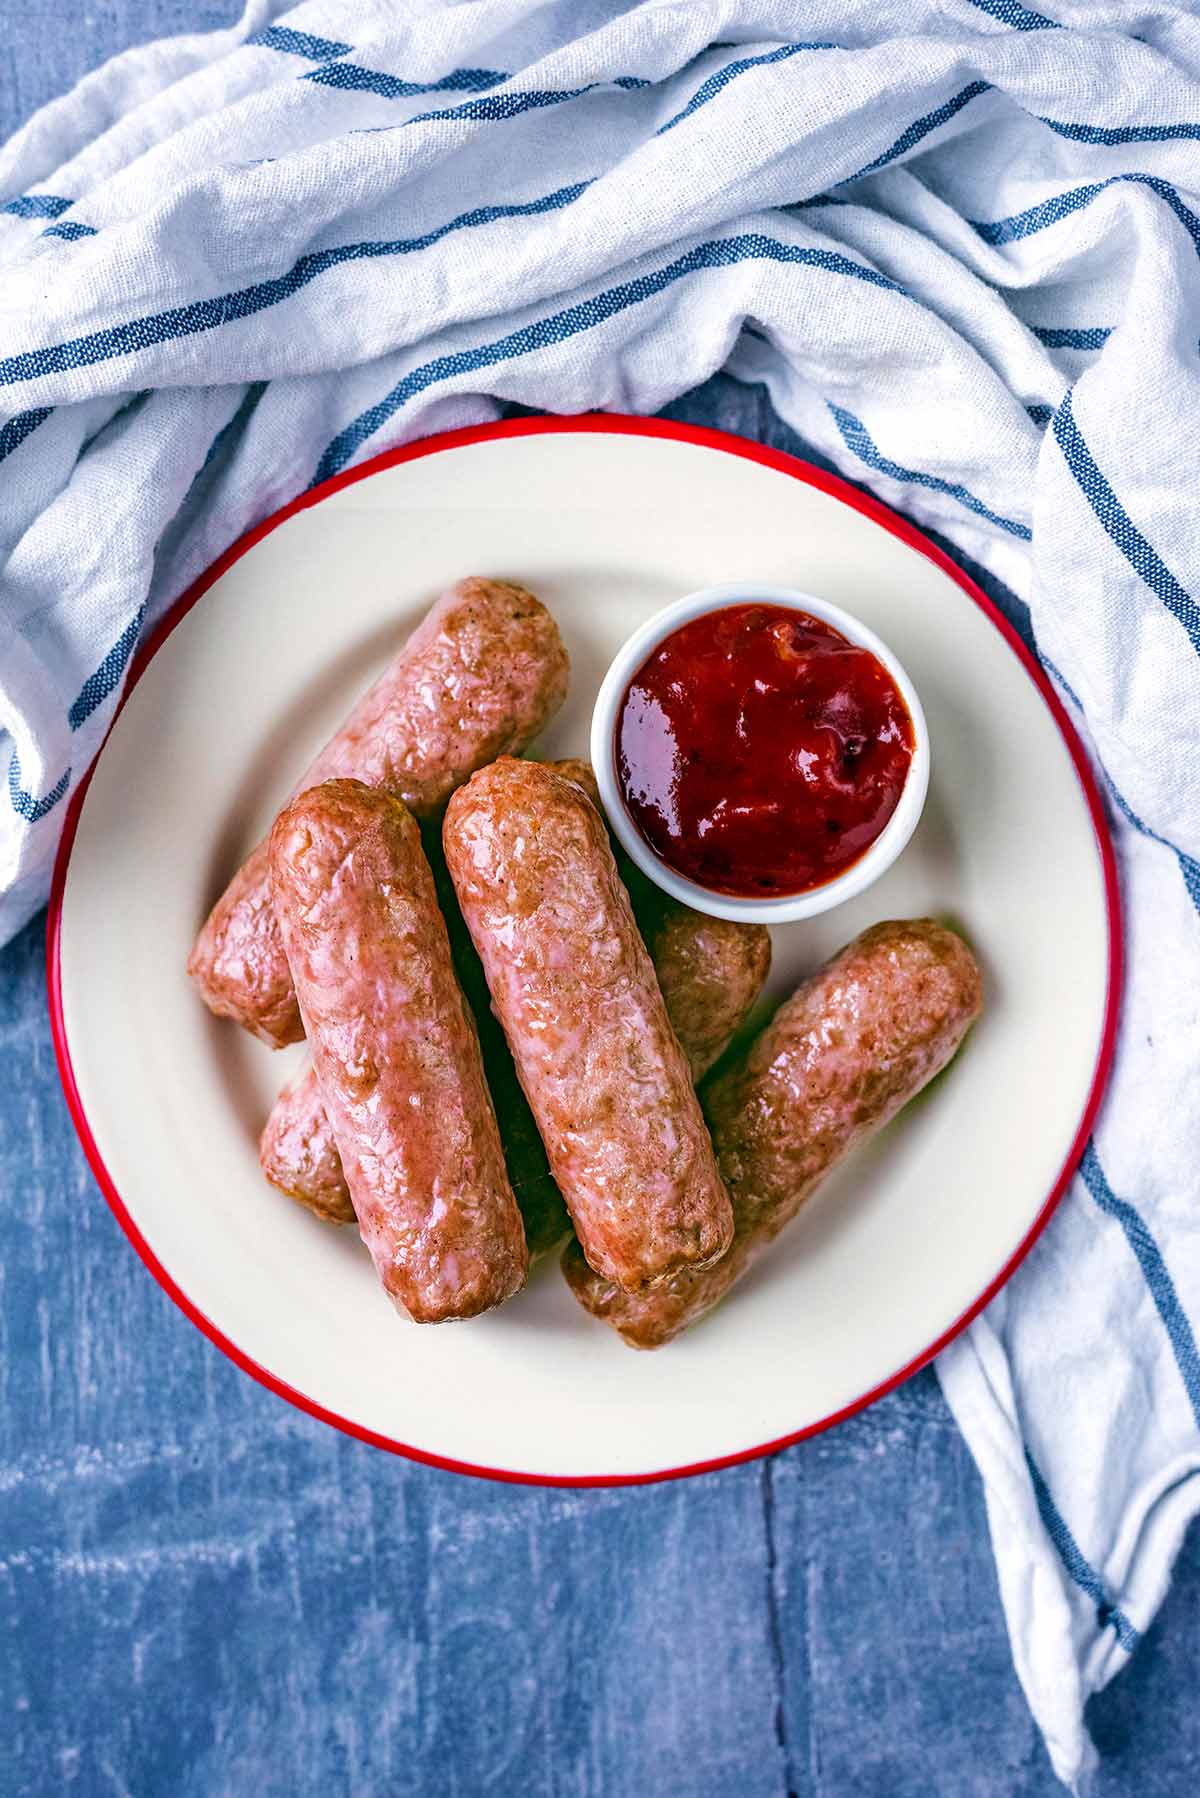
590, 582, 930, 925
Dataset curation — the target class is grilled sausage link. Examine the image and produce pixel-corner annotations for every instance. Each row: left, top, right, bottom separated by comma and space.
261, 1058, 563, 1236
548, 758, 771, 1081
269, 779, 527, 1322
259, 1061, 354, 1225
190, 579, 569, 1047
260, 806, 580, 1253
260, 761, 770, 1235
564, 920, 983, 1347
443, 758, 734, 1292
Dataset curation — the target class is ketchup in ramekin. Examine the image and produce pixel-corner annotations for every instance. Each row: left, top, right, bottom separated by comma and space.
616, 603, 915, 900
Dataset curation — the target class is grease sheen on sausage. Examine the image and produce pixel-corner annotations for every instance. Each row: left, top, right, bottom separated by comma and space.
190, 579, 569, 1047
259, 1061, 355, 1225
443, 758, 734, 1293
548, 759, 771, 1081
260, 762, 770, 1234
564, 920, 983, 1347
427, 824, 571, 1260
257, 816, 575, 1245
269, 779, 527, 1322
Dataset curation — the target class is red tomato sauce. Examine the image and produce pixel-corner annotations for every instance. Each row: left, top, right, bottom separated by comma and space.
616, 603, 915, 899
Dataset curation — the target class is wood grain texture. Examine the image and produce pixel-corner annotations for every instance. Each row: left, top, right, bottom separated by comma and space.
1, 10, 1198, 1794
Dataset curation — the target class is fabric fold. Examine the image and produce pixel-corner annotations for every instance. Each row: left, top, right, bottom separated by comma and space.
2, 5, 1197, 1784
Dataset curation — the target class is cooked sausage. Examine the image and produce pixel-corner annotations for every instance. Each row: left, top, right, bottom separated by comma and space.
269, 779, 527, 1322
642, 909, 770, 1082
259, 1061, 355, 1225
443, 758, 734, 1292
259, 1045, 572, 1250
190, 579, 569, 1047
260, 760, 770, 1234
549, 759, 771, 1080
564, 920, 983, 1347
423, 822, 576, 1258
256, 819, 572, 1253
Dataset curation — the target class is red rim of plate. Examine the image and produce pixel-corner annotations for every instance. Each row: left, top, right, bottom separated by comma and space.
45, 414, 1122, 1488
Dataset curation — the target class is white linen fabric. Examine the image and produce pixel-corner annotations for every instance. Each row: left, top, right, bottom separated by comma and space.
3, 4, 1198, 1785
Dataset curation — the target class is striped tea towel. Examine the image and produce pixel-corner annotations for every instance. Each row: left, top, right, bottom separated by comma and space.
2, 3, 1198, 1783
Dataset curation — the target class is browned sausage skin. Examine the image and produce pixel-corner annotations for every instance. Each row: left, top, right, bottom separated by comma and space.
269, 779, 527, 1322
260, 760, 770, 1236
256, 913, 768, 1232
643, 909, 771, 1083
259, 1057, 569, 1242
443, 758, 734, 1293
190, 579, 569, 1047
564, 920, 983, 1347
258, 1062, 355, 1226
548, 759, 771, 1081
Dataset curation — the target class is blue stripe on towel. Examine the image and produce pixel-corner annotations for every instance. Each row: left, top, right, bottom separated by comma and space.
657, 41, 838, 135
1052, 389, 1200, 654
857, 81, 991, 175
1049, 663, 1200, 915
0, 180, 593, 388
972, 174, 1200, 256
1040, 654, 1200, 922
249, 25, 352, 61
1041, 116, 1200, 146
1102, 775, 1200, 919
1025, 1450, 1140, 1650
406, 84, 614, 125
0, 407, 51, 463
1080, 1143, 1200, 1432
966, 0, 1058, 27
312, 233, 907, 483
1031, 325, 1111, 350
2, 193, 73, 219
4, 602, 155, 824
68, 607, 146, 731
305, 61, 505, 99
41, 220, 96, 241
6, 754, 71, 823
974, 183, 1104, 244
852, 94, 1200, 189
827, 401, 1031, 538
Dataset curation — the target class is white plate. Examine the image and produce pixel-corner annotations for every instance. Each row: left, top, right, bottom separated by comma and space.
49, 417, 1118, 1485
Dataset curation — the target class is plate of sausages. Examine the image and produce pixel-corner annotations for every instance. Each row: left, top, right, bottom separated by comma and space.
48, 416, 1118, 1483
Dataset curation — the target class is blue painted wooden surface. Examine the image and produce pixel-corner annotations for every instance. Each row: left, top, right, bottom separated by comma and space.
2, 8, 1198, 1794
